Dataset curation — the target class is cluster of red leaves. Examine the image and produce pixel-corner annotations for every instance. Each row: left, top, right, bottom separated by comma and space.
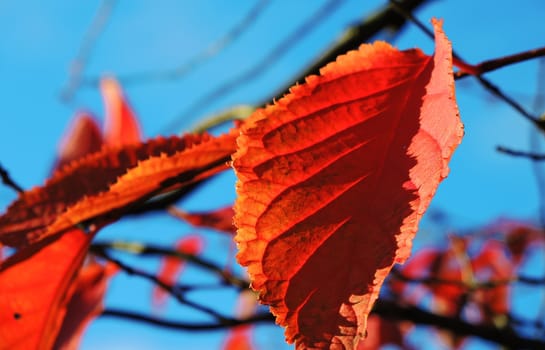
0, 77, 140, 349
0, 78, 236, 349
388, 220, 544, 348
0, 19, 462, 350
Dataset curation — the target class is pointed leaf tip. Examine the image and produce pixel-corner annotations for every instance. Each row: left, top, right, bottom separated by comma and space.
232, 20, 462, 349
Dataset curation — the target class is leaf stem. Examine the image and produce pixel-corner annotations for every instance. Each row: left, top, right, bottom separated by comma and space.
0, 162, 23, 193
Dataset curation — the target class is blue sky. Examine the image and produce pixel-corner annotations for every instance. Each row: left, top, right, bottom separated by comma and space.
1, 0, 544, 349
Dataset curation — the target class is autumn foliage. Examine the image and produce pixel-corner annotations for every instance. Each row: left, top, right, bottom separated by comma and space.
1, 8, 543, 350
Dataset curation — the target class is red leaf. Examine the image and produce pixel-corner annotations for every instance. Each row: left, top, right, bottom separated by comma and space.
54, 112, 103, 171
44, 132, 236, 242
356, 315, 404, 350
222, 289, 258, 350
232, 19, 462, 349
0, 132, 232, 248
53, 260, 117, 350
471, 240, 513, 321
100, 77, 142, 147
223, 327, 254, 350
0, 229, 93, 350
169, 206, 236, 234
153, 235, 204, 309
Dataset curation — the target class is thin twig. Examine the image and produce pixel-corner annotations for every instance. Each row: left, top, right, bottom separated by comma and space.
496, 146, 545, 160
454, 46, 545, 79
90, 240, 249, 289
389, 0, 542, 129
191, 105, 255, 134
0, 162, 23, 193
392, 268, 545, 289
101, 300, 545, 348
268, 0, 429, 103
93, 248, 233, 322
60, 0, 117, 103
101, 308, 274, 330
529, 59, 545, 227
83, 0, 271, 87
161, 0, 347, 133
375, 299, 545, 348
476, 76, 543, 128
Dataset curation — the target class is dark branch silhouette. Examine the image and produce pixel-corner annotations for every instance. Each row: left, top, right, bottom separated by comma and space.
60, 0, 117, 103
390, 0, 543, 130
0, 162, 23, 193
497, 146, 545, 160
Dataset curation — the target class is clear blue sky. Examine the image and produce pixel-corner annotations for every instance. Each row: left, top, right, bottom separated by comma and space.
1, 1, 544, 349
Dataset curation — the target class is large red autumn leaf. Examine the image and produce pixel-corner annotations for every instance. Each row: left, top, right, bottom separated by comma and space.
232, 19, 462, 349
0, 132, 233, 248
0, 229, 93, 350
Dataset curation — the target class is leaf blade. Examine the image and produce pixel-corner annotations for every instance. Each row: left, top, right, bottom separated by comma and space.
232, 19, 462, 349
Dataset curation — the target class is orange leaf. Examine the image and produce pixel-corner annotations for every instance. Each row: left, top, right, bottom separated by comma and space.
170, 206, 236, 234
0, 229, 93, 350
232, 19, 462, 349
45, 131, 236, 241
53, 260, 117, 350
153, 235, 204, 309
100, 77, 142, 147
0, 133, 222, 248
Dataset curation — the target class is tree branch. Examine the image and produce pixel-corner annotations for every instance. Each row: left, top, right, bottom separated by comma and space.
497, 146, 545, 160
454, 46, 545, 79
162, 0, 347, 133
60, 0, 117, 103
268, 0, 429, 103
84, 0, 272, 87
100, 308, 274, 331
92, 247, 233, 322
100, 298, 545, 348
90, 240, 249, 289
389, 0, 543, 129
374, 299, 545, 349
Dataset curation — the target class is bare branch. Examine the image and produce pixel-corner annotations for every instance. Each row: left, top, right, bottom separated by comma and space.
90, 240, 249, 289
191, 105, 255, 134
497, 146, 545, 160
60, 0, 117, 103
161, 0, 347, 133
389, 0, 542, 129
374, 299, 545, 349
84, 0, 272, 87
100, 298, 545, 348
101, 308, 274, 331
92, 248, 233, 322
268, 0, 429, 102
454, 47, 545, 79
